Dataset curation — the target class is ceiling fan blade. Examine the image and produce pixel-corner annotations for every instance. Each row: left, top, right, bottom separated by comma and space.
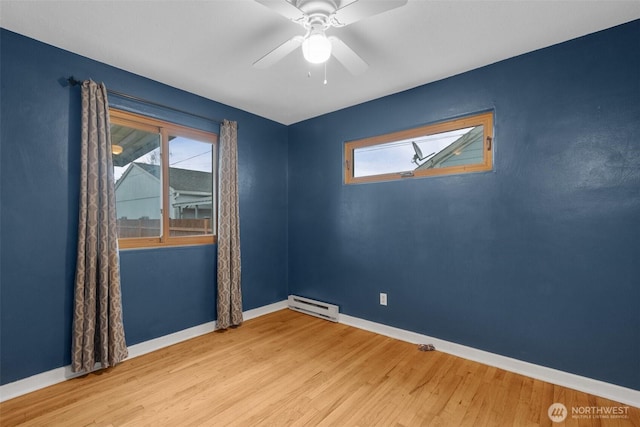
329, 36, 368, 76
255, 0, 305, 23
253, 35, 304, 69
331, 0, 408, 27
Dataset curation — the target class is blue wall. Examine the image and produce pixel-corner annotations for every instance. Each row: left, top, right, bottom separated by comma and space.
0, 29, 289, 385
2, 20, 639, 391
288, 20, 640, 390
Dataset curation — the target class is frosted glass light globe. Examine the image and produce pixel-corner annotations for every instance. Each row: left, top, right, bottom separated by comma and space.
302, 32, 332, 64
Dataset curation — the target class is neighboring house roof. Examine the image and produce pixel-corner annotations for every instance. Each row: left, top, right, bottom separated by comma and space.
116, 162, 212, 193
414, 126, 484, 171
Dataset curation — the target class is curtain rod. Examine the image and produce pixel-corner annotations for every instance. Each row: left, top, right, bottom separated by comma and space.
66, 76, 223, 126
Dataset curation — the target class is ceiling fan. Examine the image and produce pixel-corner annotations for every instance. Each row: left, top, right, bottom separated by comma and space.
253, 0, 408, 75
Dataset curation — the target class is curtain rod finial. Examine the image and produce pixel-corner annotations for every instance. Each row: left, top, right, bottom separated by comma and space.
63, 76, 83, 87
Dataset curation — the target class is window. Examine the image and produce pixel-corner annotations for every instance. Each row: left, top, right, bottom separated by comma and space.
110, 109, 217, 249
344, 111, 493, 184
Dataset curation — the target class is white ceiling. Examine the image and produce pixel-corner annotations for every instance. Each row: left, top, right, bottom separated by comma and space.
1, 0, 639, 125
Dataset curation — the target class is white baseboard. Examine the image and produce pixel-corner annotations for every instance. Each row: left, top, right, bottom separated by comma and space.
339, 313, 640, 408
2, 300, 637, 409
0, 300, 288, 402
128, 300, 287, 360
243, 300, 288, 321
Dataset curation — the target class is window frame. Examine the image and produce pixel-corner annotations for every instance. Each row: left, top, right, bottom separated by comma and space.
110, 109, 218, 249
344, 111, 494, 184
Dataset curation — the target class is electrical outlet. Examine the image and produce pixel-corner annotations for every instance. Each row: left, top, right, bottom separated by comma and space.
380, 292, 387, 306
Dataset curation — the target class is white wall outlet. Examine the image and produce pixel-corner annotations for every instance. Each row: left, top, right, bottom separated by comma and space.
380, 292, 387, 306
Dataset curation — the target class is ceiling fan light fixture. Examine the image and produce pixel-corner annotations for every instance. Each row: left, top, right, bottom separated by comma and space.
302, 30, 332, 64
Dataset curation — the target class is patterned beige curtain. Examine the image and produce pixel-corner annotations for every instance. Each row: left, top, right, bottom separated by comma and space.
217, 120, 243, 329
71, 80, 128, 373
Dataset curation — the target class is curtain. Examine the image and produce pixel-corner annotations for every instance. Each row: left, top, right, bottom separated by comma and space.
217, 119, 243, 329
71, 80, 128, 373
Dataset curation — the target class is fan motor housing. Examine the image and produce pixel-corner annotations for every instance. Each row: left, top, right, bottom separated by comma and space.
295, 0, 338, 17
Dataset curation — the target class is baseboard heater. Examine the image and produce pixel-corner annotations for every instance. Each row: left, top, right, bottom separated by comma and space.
287, 295, 339, 322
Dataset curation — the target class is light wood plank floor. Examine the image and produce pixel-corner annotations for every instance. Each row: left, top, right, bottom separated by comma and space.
1, 309, 638, 426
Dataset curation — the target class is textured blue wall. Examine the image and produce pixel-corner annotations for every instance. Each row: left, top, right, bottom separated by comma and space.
288, 21, 640, 390
0, 29, 289, 385
2, 20, 639, 391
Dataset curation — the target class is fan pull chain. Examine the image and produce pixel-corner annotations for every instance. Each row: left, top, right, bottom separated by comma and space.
324, 62, 328, 85
306, 66, 328, 85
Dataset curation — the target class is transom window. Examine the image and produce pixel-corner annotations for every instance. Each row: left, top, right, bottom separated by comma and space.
344, 111, 493, 184
110, 109, 218, 249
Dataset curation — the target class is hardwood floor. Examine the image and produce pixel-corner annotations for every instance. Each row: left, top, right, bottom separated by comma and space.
1, 309, 638, 426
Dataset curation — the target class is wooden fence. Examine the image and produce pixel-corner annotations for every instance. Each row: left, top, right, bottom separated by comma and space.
117, 218, 212, 238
